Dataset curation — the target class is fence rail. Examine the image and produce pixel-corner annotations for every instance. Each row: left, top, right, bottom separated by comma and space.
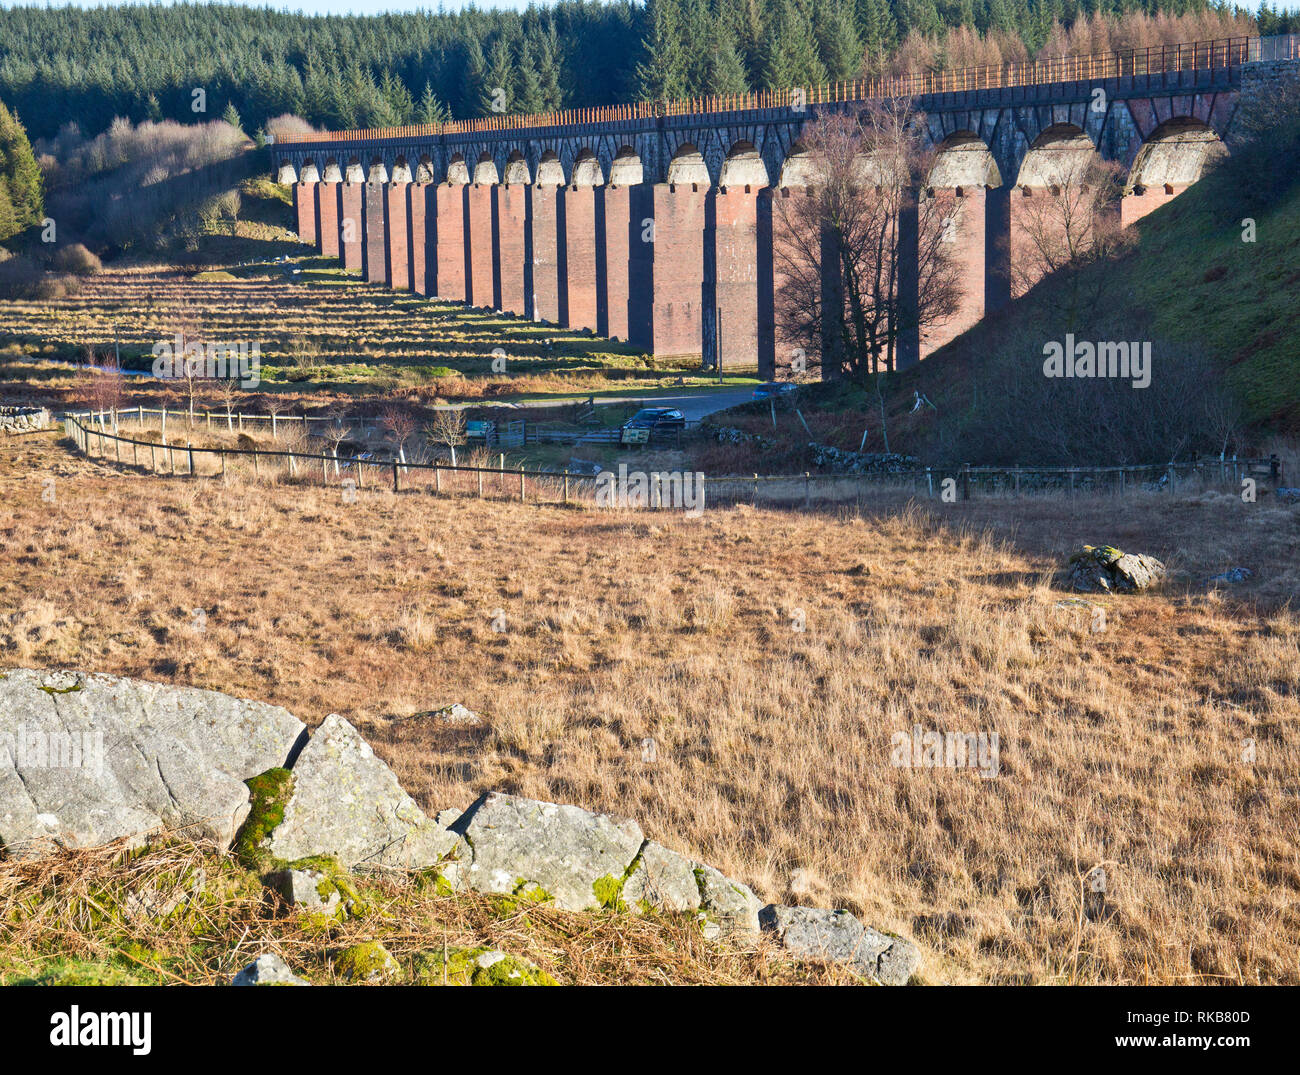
275, 34, 1299, 146
63, 412, 1283, 509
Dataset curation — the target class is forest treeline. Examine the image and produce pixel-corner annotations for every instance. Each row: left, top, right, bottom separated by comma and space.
0, 1, 1297, 142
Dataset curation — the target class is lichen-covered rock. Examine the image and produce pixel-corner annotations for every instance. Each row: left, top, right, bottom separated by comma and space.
623, 841, 702, 914
0, 668, 304, 858
1064, 545, 1166, 594
267, 714, 466, 875
267, 867, 342, 916
450, 792, 644, 911
412, 946, 557, 986
759, 904, 921, 985
230, 953, 309, 986
335, 941, 399, 982
694, 862, 761, 938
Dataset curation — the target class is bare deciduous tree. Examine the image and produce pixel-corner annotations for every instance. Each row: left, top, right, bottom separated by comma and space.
773, 101, 961, 378
1010, 155, 1130, 329
425, 408, 467, 465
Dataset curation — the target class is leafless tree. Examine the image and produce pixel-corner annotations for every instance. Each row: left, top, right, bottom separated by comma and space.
80, 345, 125, 429
380, 397, 419, 469
1010, 156, 1130, 330
773, 101, 962, 378
425, 408, 467, 465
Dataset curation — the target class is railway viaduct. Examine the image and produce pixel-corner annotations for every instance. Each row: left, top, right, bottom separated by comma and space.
274, 37, 1299, 377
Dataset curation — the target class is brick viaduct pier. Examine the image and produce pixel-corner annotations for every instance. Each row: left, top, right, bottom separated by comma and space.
275, 36, 1298, 377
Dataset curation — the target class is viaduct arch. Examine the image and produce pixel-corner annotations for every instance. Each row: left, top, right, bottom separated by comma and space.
276, 41, 1296, 375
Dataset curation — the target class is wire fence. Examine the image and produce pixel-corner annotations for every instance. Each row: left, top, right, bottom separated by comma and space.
274, 35, 1298, 147
64, 411, 1284, 511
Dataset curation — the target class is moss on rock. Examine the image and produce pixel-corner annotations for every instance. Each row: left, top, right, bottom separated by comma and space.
233, 767, 295, 872
334, 940, 399, 982
411, 946, 556, 987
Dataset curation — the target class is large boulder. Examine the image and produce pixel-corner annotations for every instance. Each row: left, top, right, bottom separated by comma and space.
450, 791, 644, 911
760, 904, 921, 985
266, 713, 465, 874
1064, 545, 1166, 594
0, 668, 304, 858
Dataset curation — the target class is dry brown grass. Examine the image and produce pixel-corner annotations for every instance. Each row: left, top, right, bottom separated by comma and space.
2, 432, 1299, 984
0, 839, 853, 986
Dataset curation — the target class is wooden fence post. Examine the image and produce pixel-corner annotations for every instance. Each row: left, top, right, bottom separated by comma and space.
478, 470, 483, 498
520, 470, 525, 502
221, 451, 227, 480
435, 465, 441, 494
392, 461, 400, 493
563, 471, 569, 505
804, 472, 811, 508
253, 449, 260, 478
188, 444, 195, 476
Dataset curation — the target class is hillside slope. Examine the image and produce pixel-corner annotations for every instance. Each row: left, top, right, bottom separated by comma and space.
890, 148, 1300, 461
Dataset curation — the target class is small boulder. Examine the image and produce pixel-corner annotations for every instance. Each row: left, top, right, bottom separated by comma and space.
266, 867, 342, 917
1064, 545, 1166, 594
230, 953, 309, 986
760, 904, 921, 985
430, 703, 481, 726
1206, 567, 1253, 585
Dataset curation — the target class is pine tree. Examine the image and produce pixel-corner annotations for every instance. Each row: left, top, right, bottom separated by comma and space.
221, 101, 242, 131
417, 81, 450, 125
707, 16, 751, 95
815, 0, 865, 81
536, 26, 565, 111
514, 35, 546, 115
762, 0, 828, 89
0, 99, 44, 240
635, 0, 689, 100
479, 37, 514, 115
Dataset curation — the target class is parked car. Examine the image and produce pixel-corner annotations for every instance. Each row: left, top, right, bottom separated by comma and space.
623, 407, 686, 432
752, 382, 798, 401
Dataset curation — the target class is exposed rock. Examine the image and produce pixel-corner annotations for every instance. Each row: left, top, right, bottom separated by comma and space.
450, 791, 644, 911
760, 904, 921, 985
0, 668, 304, 858
230, 953, 309, 986
335, 941, 399, 982
623, 841, 702, 914
1206, 567, 1253, 584
266, 713, 466, 875
266, 867, 342, 916
1064, 545, 1166, 594
428, 703, 481, 726
695, 862, 761, 938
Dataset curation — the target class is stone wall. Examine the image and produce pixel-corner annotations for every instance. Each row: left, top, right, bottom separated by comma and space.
0, 406, 52, 434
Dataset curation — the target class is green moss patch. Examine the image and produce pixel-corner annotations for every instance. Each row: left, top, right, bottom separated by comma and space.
411, 945, 556, 987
